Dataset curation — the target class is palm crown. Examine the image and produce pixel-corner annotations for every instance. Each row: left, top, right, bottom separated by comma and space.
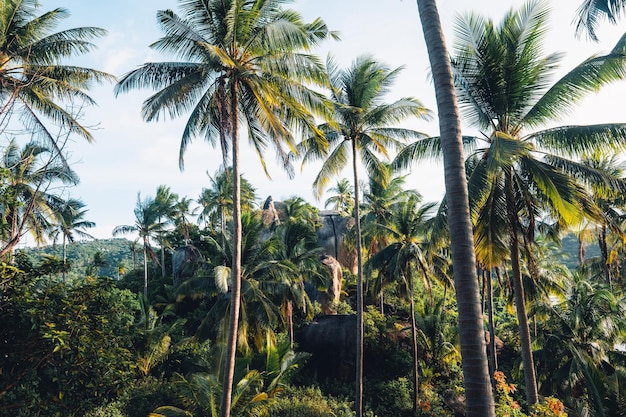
0, 0, 113, 151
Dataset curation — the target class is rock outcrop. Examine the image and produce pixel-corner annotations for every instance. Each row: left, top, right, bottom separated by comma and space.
172, 245, 204, 286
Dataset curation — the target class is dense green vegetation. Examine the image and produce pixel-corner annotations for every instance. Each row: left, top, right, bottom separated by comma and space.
4, 0, 626, 416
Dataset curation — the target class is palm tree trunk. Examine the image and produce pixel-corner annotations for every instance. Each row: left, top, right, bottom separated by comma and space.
286, 299, 294, 348
487, 268, 498, 377
352, 138, 364, 417
598, 224, 611, 287
408, 275, 420, 414
142, 237, 149, 300
415, 1, 495, 415
505, 172, 538, 406
161, 242, 166, 278
62, 235, 67, 284
220, 86, 242, 417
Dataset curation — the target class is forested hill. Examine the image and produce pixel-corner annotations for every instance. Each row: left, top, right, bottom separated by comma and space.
15, 233, 600, 279
17, 238, 136, 281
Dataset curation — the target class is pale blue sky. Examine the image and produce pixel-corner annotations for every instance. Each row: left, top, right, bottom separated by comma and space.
21, 0, 626, 243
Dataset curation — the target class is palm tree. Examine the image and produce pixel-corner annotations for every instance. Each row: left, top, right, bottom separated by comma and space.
578, 151, 626, 286
297, 54, 431, 417
362, 164, 420, 257
198, 168, 256, 234
324, 178, 354, 215
415, 0, 496, 415
173, 196, 198, 244
366, 195, 436, 414
408, 0, 626, 407
575, 0, 626, 40
536, 272, 626, 416
113, 193, 164, 299
0, 139, 79, 256
48, 198, 95, 283
446, 1, 626, 405
0, 0, 113, 153
361, 164, 420, 312
114, 2, 336, 415
154, 185, 178, 278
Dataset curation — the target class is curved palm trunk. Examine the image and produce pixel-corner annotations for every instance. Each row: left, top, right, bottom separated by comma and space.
415, 1, 496, 415
352, 138, 365, 417
505, 172, 538, 406
220, 86, 242, 417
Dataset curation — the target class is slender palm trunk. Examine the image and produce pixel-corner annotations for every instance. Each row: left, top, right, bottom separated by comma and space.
286, 299, 294, 348
598, 224, 611, 286
408, 274, 420, 414
505, 172, 538, 406
487, 268, 498, 377
416, 1, 495, 415
142, 237, 148, 300
352, 138, 364, 417
161, 239, 166, 278
220, 86, 242, 417
62, 235, 67, 284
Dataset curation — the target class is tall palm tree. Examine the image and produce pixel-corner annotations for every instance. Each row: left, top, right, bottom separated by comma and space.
0, 0, 113, 153
297, 54, 431, 417
448, 1, 626, 405
324, 178, 354, 216
198, 168, 256, 234
366, 195, 435, 414
114, 2, 336, 415
578, 151, 626, 286
49, 197, 95, 283
361, 164, 420, 312
154, 185, 178, 278
173, 196, 198, 243
415, 0, 496, 415
0, 139, 79, 256
407, 0, 626, 407
113, 193, 164, 299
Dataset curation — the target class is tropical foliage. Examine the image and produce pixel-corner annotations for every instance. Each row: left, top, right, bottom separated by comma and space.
6, 1, 626, 417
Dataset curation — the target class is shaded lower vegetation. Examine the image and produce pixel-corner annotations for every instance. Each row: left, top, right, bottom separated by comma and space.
2, 201, 624, 417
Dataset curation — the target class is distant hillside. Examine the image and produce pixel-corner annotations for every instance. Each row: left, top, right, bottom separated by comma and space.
559, 233, 601, 270
15, 233, 600, 281
17, 238, 137, 280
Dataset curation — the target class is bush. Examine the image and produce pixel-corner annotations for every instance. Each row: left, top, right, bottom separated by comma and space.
270, 386, 354, 417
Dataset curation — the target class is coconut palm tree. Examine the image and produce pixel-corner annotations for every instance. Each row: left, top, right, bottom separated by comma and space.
154, 185, 178, 278
198, 168, 257, 234
48, 198, 95, 283
409, 0, 626, 407
0, 0, 113, 153
415, 0, 496, 415
114, 2, 336, 413
0, 139, 79, 256
536, 272, 626, 416
451, 1, 626, 404
361, 164, 420, 312
296, 54, 431, 416
365, 195, 436, 414
113, 193, 164, 299
324, 178, 354, 216
173, 196, 198, 244
299, 55, 430, 417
